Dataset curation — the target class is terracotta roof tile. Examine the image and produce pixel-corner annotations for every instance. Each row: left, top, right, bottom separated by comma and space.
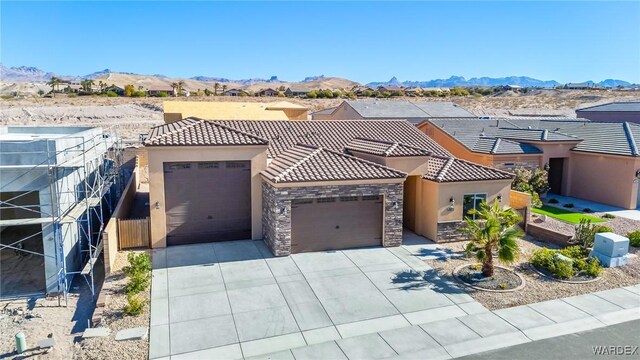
423, 156, 514, 183
145, 118, 269, 146
262, 144, 406, 183
345, 138, 431, 157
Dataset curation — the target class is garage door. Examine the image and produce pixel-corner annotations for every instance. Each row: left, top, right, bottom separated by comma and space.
291, 195, 383, 253
164, 161, 251, 246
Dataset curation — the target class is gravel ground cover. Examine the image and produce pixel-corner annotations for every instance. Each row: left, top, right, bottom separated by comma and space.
455, 265, 523, 291
74, 250, 150, 360
425, 236, 640, 310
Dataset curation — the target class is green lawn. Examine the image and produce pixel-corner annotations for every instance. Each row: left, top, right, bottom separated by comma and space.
532, 205, 605, 224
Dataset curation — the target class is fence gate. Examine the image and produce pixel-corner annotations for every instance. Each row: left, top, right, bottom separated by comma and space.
118, 217, 150, 249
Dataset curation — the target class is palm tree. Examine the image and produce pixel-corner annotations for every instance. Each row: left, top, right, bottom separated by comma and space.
461, 200, 522, 277
48, 77, 61, 96
171, 82, 178, 96
222, 84, 228, 94
98, 80, 105, 92
214, 82, 220, 95
177, 80, 186, 96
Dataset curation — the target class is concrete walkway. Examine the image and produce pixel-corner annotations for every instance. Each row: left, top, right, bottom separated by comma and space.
149, 236, 640, 360
545, 194, 640, 221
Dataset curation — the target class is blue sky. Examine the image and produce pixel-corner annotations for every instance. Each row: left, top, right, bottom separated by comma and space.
2, 1, 639, 83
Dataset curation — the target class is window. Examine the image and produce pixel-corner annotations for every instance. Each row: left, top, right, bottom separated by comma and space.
463, 194, 487, 220
198, 162, 219, 169
362, 195, 381, 201
225, 162, 247, 168
168, 163, 191, 170
339, 196, 359, 202
292, 198, 313, 205
316, 198, 336, 203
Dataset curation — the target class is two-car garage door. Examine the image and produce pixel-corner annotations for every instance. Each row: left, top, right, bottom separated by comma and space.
291, 195, 383, 253
163, 161, 251, 246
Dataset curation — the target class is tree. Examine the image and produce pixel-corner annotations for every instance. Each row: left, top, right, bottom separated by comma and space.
222, 84, 228, 93
461, 200, 522, 277
37, 89, 45, 96
177, 80, 186, 96
48, 77, 61, 97
124, 84, 135, 97
214, 82, 220, 95
171, 82, 178, 96
98, 80, 105, 92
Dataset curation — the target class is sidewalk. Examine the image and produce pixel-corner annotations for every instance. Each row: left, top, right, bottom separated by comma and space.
241, 284, 640, 360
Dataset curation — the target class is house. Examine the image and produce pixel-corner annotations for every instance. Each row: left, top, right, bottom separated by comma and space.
256, 88, 280, 97
103, 85, 125, 96
310, 107, 337, 120
284, 86, 310, 97
222, 88, 249, 97
418, 118, 640, 209
0, 126, 119, 298
162, 101, 308, 123
143, 118, 514, 254
352, 86, 374, 96
403, 87, 423, 96
147, 86, 175, 97
377, 86, 403, 93
324, 100, 476, 124
564, 83, 595, 90
575, 102, 640, 124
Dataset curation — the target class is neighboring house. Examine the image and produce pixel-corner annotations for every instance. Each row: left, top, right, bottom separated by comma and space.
325, 99, 476, 124
256, 88, 280, 97
310, 107, 336, 120
143, 118, 513, 254
418, 118, 640, 209
352, 86, 374, 96
284, 86, 310, 97
103, 85, 125, 96
564, 83, 595, 90
162, 101, 308, 123
148, 86, 175, 97
403, 87, 423, 96
222, 88, 249, 97
575, 102, 640, 124
377, 86, 403, 93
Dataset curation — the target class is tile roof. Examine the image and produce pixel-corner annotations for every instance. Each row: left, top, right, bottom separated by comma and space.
496, 128, 581, 141
145, 118, 269, 147
576, 102, 640, 112
344, 100, 475, 123
311, 107, 337, 115
423, 156, 514, 183
212, 119, 452, 158
262, 144, 406, 183
345, 138, 431, 157
428, 117, 640, 157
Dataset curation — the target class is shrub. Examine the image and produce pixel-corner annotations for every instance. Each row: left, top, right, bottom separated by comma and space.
131, 90, 146, 97
548, 198, 559, 204
563, 203, 575, 208
531, 247, 554, 269
157, 91, 169, 97
582, 208, 593, 213
123, 252, 151, 277
531, 246, 602, 279
548, 257, 575, 279
574, 219, 597, 248
105, 91, 118, 97
627, 231, 640, 247
123, 294, 146, 316
560, 245, 587, 260
125, 272, 149, 294
1, 94, 14, 100
584, 258, 603, 277
595, 225, 613, 234
67, 93, 77, 98
602, 213, 616, 219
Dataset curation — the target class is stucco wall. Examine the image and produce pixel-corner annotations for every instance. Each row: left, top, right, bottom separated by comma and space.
567, 152, 640, 209
103, 168, 138, 274
575, 111, 640, 124
146, 145, 268, 248
262, 181, 404, 256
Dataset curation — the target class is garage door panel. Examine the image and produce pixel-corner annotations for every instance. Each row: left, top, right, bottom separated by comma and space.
291, 196, 383, 253
164, 161, 251, 246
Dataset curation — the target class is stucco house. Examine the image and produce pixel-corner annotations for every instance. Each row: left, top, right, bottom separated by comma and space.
284, 86, 310, 97
418, 118, 640, 209
310, 107, 337, 120
162, 101, 308, 123
256, 88, 280, 97
322, 100, 476, 124
575, 102, 640, 124
143, 118, 514, 255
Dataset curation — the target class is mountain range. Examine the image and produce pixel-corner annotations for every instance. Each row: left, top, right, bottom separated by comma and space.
0, 64, 635, 88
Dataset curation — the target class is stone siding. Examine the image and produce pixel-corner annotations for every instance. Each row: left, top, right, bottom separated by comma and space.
262, 182, 404, 256
436, 221, 468, 243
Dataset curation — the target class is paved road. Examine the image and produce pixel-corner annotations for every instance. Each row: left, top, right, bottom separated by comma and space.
460, 320, 640, 360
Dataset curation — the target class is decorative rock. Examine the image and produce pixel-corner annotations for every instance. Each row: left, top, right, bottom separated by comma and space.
37, 338, 56, 349
115, 327, 148, 341
82, 327, 111, 338
554, 253, 573, 263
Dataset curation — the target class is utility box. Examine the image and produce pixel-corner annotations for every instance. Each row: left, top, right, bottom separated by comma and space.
589, 232, 629, 267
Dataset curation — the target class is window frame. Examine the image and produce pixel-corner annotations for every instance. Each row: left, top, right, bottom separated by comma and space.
462, 193, 488, 220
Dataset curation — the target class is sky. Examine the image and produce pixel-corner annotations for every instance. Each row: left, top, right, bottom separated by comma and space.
1, 1, 639, 84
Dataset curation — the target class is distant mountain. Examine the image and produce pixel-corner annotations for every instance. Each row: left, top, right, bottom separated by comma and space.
83, 68, 112, 79
190, 75, 282, 85
368, 76, 561, 88
0, 64, 57, 82
597, 79, 632, 88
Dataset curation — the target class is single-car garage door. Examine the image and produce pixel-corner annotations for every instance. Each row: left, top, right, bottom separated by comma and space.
164, 161, 251, 246
291, 195, 383, 253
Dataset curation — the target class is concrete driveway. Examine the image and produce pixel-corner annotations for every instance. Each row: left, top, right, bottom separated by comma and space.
149, 234, 485, 359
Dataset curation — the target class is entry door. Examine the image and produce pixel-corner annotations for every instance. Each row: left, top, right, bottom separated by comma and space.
548, 158, 564, 194
291, 195, 383, 253
163, 161, 251, 246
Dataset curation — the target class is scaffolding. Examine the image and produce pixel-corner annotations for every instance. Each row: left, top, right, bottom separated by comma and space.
0, 126, 123, 303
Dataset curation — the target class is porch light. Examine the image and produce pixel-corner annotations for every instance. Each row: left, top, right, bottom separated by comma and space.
154, 201, 161, 209
280, 207, 287, 215
497, 194, 503, 203
448, 197, 455, 211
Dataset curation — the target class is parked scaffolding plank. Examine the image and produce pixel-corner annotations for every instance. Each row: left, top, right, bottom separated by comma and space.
0, 217, 55, 227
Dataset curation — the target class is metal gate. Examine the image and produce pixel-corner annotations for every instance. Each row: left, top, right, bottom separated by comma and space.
118, 217, 150, 249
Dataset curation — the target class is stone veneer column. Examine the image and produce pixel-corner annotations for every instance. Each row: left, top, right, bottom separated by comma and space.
262, 182, 404, 256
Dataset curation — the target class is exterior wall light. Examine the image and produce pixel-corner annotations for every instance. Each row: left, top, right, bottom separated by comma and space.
448, 197, 455, 211
497, 194, 503, 203
154, 201, 161, 209
280, 207, 287, 215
